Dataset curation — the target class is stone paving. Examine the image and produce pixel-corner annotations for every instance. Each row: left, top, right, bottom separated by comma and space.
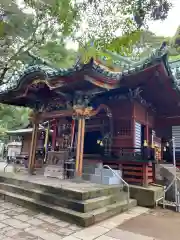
0, 199, 154, 240
118, 208, 180, 240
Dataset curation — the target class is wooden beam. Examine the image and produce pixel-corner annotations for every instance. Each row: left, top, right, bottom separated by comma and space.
38, 110, 73, 120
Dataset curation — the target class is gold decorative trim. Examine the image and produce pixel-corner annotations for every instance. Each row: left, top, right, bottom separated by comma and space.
32, 79, 52, 89
85, 75, 119, 89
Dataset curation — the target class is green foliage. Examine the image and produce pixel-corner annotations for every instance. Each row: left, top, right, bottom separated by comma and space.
78, 28, 180, 70
79, 31, 160, 65
0, 0, 173, 84
169, 55, 180, 61
0, 0, 174, 134
37, 41, 77, 68
0, 104, 30, 136
0, 0, 80, 83
171, 25, 180, 53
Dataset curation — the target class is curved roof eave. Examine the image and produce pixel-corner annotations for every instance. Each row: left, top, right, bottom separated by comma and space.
0, 49, 169, 97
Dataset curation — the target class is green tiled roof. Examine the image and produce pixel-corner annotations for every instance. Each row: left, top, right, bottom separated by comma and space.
0, 47, 170, 94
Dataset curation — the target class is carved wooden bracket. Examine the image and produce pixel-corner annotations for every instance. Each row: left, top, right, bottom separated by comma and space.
73, 104, 112, 120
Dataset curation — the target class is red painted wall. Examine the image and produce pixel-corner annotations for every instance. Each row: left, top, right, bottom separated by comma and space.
134, 101, 155, 128
107, 100, 156, 154
108, 99, 134, 154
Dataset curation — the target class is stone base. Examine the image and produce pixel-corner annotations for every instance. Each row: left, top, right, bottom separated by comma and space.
0, 173, 137, 227
155, 164, 180, 202
126, 184, 164, 208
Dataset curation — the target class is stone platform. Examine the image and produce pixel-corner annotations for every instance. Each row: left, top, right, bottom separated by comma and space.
128, 184, 164, 208
0, 172, 137, 227
155, 164, 180, 202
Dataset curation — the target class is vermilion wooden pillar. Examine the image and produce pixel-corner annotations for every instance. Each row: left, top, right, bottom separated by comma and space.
75, 117, 86, 177
52, 119, 57, 150
75, 118, 82, 175
74, 104, 110, 177
28, 113, 38, 174
78, 118, 85, 176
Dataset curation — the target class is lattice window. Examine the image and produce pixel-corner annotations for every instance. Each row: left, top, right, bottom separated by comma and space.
114, 119, 132, 136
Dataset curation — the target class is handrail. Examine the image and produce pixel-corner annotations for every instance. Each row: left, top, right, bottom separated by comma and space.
162, 166, 180, 193
4, 162, 9, 172
156, 164, 180, 209
103, 164, 130, 208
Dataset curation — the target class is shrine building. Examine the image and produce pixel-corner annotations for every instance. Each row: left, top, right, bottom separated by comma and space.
0, 48, 180, 187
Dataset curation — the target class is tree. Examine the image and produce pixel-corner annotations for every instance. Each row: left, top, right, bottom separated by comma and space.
170, 25, 180, 56
0, 0, 173, 84
78, 27, 180, 72
0, 104, 30, 130
0, 103, 30, 140
0, 0, 174, 140
0, 104, 30, 141
0, 42, 77, 136
0, 0, 80, 83
37, 41, 77, 68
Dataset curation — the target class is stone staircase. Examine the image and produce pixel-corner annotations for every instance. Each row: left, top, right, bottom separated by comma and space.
0, 175, 137, 227
156, 164, 180, 202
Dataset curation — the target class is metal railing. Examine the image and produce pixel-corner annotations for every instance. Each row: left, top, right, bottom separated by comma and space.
156, 164, 180, 212
3, 162, 9, 172
44, 161, 130, 208
3, 155, 28, 173
103, 164, 130, 208
3, 156, 16, 172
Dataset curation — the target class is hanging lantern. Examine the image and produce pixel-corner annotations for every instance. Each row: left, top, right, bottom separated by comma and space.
143, 140, 148, 147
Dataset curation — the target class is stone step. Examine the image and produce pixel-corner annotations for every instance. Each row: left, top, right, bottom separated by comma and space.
0, 189, 137, 227
0, 175, 124, 200
0, 183, 128, 212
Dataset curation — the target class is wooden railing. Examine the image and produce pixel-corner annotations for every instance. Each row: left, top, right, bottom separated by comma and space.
116, 147, 155, 186
121, 161, 154, 186
114, 147, 155, 162
99, 147, 155, 186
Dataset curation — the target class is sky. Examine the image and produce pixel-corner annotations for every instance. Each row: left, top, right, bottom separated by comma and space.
148, 0, 179, 37
16, 0, 179, 50
66, 0, 179, 49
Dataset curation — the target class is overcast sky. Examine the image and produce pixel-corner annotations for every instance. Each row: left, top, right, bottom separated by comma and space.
67, 0, 180, 49
148, 0, 179, 37
16, 0, 179, 50
18, 0, 179, 37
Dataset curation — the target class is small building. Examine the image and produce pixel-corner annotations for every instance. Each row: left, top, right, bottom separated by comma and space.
6, 124, 53, 167
0, 48, 180, 186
